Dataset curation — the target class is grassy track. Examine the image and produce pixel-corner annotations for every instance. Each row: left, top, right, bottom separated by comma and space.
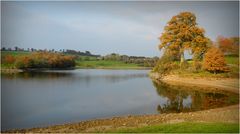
114, 122, 239, 133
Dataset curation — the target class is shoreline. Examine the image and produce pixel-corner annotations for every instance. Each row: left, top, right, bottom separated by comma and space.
75, 66, 152, 70
149, 72, 239, 94
1, 67, 152, 73
4, 104, 239, 133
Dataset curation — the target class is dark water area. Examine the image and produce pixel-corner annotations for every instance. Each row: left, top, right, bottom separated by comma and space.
1, 69, 238, 131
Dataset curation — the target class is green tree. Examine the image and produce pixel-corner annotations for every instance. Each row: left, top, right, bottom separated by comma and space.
153, 51, 179, 78
159, 12, 209, 63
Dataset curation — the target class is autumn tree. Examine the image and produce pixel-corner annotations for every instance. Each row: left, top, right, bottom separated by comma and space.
159, 12, 210, 64
217, 36, 239, 55
3, 55, 15, 64
203, 47, 229, 73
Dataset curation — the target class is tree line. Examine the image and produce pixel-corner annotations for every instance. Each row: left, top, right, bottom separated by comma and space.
0, 47, 100, 57
100, 53, 159, 67
1, 47, 158, 67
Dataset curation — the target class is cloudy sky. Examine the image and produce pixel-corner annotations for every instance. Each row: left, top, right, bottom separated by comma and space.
1, 1, 239, 57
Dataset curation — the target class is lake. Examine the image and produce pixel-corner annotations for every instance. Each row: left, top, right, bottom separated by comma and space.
1, 69, 238, 131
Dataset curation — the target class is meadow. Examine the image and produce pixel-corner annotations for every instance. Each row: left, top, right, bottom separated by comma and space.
1, 51, 145, 69
114, 122, 239, 133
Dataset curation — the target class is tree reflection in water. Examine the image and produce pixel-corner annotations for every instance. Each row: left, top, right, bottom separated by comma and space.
1, 71, 73, 79
152, 81, 239, 114
2, 70, 148, 84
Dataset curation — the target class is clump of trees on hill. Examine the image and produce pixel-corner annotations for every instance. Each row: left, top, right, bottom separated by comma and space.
3, 52, 76, 69
154, 11, 237, 77
64, 49, 100, 57
1, 46, 100, 57
217, 36, 239, 56
102, 53, 159, 67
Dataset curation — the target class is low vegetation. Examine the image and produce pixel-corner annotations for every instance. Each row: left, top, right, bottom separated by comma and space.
115, 122, 239, 133
2, 52, 75, 69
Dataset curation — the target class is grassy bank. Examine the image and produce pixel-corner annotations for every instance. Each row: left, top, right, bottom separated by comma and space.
75, 60, 147, 69
114, 122, 239, 133
225, 55, 239, 65
154, 55, 239, 78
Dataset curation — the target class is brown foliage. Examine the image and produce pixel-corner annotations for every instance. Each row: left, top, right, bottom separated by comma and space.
217, 36, 239, 55
203, 47, 229, 73
3, 55, 16, 64
15, 52, 76, 69
159, 12, 209, 62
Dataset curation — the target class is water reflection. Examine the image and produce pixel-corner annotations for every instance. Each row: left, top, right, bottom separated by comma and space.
152, 81, 239, 114
2, 70, 148, 84
1, 69, 238, 131
1, 72, 73, 79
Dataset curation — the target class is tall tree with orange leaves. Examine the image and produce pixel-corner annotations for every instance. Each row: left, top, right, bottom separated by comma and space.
159, 12, 210, 64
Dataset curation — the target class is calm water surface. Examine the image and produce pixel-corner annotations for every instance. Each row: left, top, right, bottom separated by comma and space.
1, 69, 238, 130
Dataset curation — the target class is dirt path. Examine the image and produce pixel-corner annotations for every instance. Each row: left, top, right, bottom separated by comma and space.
6, 104, 239, 133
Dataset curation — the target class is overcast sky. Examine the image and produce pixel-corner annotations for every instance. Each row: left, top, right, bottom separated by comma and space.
1, 1, 239, 57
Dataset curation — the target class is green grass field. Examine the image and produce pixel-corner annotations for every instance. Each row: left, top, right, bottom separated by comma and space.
225, 55, 239, 65
114, 122, 239, 133
76, 60, 142, 69
1, 51, 30, 57
171, 55, 239, 78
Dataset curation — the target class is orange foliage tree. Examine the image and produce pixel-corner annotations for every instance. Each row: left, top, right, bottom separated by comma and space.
203, 47, 229, 73
3, 55, 16, 64
217, 36, 239, 55
159, 12, 210, 63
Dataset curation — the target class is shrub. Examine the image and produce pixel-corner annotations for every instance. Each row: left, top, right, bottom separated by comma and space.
180, 61, 189, 70
203, 47, 229, 73
153, 54, 179, 78
15, 52, 75, 69
2, 55, 16, 64
15, 56, 32, 69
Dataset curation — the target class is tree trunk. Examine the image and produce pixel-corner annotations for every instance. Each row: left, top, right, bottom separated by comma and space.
180, 51, 185, 63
